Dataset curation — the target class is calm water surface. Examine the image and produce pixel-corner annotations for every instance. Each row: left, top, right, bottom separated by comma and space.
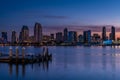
0, 46, 120, 80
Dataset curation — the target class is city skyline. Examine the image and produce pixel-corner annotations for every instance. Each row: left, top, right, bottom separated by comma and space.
1, 0, 120, 80
0, 23, 119, 43
2, 0, 120, 40
1, 23, 120, 41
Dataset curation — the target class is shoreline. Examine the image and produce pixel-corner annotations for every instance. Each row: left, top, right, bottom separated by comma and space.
0, 44, 119, 47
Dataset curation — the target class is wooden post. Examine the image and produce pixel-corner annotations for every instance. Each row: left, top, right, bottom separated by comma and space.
22, 47, 25, 58
9, 47, 12, 61
22, 47, 25, 62
43, 47, 45, 56
16, 47, 19, 60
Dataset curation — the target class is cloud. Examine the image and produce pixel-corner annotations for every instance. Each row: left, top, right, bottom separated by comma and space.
43, 25, 120, 35
42, 15, 69, 19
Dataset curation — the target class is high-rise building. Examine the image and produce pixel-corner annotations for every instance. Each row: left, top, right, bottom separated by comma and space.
78, 35, 84, 43
111, 26, 115, 40
56, 32, 63, 43
92, 33, 101, 42
50, 34, 54, 40
19, 32, 22, 43
21, 25, 29, 42
1, 32, 8, 43
83, 30, 91, 43
63, 28, 68, 42
68, 31, 77, 43
11, 31, 17, 43
34, 23, 42, 43
42, 35, 51, 42
109, 33, 112, 40
102, 27, 106, 41
29, 36, 34, 43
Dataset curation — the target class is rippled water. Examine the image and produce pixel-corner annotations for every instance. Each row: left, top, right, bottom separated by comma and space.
0, 46, 120, 80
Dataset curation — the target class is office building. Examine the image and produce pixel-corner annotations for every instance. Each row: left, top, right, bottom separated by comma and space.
1, 32, 8, 43
83, 30, 91, 43
50, 34, 54, 40
111, 26, 115, 40
102, 27, 106, 41
56, 32, 63, 43
21, 25, 29, 42
34, 23, 42, 43
78, 35, 84, 43
68, 31, 77, 43
92, 33, 101, 42
11, 31, 17, 43
63, 28, 68, 42
19, 32, 22, 43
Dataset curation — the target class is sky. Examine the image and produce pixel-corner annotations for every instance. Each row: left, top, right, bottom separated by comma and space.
1, 0, 120, 39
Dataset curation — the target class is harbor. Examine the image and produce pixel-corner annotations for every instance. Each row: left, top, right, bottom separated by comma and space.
0, 47, 52, 64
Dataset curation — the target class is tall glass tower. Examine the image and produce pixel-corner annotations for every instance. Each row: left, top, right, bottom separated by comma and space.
102, 27, 106, 41
111, 26, 115, 40
34, 23, 42, 43
21, 25, 29, 42
63, 28, 68, 42
11, 31, 17, 43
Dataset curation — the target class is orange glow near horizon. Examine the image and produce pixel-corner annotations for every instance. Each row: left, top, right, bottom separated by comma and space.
77, 32, 120, 39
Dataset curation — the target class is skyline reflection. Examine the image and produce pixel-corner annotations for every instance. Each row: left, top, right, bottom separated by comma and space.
0, 46, 120, 80
7, 61, 51, 78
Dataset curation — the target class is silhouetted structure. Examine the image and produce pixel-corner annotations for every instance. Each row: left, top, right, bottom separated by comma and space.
111, 26, 115, 40
68, 31, 77, 43
109, 33, 112, 40
0, 47, 52, 63
1, 32, 8, 43
34, 23, 42, 43
83, 30, 91, 43
19, 32, 22, 43
50, 34, 54, 40
11, 31, 17, 43
63, 28, 68, 42
78, 34, 84, 43
92, 33, 101, 42
0, 22, 118, 46
56, 32, 63, 43
21, 26, 29, 42
42, 35, 51, 43
102, 27, 106, 41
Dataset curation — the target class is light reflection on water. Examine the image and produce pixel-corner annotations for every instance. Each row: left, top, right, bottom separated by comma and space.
0, 46, 120, 80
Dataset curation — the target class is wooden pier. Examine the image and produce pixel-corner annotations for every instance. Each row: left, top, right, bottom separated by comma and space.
0, 47, 52, 64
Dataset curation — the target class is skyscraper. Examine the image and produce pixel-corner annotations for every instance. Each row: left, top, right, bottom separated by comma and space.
19, 32, 22, 43
11, 31, 17, 43
102, 27, 106, 41
68, 31, 77, 43
111, 26, 115, 40
56, 32, 63, 43
83, 30, 91, 43
34, 23, 42, 43
1, 32, 8, 43
92, 33, 101, 42
21, 25, 29, 42
50, 34, 54, 40
78, 35, 84, 43
109, 33, 112, 40
63, 28, 68, 42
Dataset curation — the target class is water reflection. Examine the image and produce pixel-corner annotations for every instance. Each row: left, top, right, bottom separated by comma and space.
8, 61, 52, 77
82, 51, 116, 71
1, 46, 120, 80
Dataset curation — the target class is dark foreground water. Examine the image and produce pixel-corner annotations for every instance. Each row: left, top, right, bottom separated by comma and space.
0, 46, 120, 80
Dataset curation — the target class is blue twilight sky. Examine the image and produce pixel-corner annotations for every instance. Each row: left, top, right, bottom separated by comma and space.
1, 0, 120, 35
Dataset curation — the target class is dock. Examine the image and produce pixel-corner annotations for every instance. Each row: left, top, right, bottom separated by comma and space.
0, 47, 52, 64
